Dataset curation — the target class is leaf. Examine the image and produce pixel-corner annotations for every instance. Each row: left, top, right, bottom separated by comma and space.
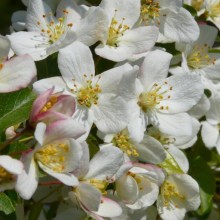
188, 156, 216, 217
0, 88, 36, 133
0, 192, 15, 215
183, 4, 197, 17
159, 151, 184, 175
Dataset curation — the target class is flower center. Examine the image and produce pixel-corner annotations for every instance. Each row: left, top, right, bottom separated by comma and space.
89, 179, 109, 195
138, 82, 172, 112
191, 0, 204, 11
140, 0, 160, 25
187, 45, 216, 69
37, 10, 73, 44
0, 167, 13, 183
112, 130, 139, 157
162, 181, 185, 208
40, 95, 58, 113
71, 74, 102, 108
107, 10, 130, 47
35, 141, 69, 172
208, 2, 220, 18
149, 129, 175, 146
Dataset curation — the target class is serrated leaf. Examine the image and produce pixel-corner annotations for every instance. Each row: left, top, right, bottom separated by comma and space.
0, 192, 15, 215
0, 88, 36, 133
159, 151, 184, 175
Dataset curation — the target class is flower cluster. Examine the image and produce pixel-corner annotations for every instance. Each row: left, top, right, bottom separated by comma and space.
1, 0, 220, 219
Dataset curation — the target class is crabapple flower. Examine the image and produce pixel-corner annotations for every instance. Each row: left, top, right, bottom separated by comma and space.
116, 163, 165, 209
0, 156, 23, 191
33, 42, 137, 135
123, 49, 204, 138
157, 174, 200, 220
170, 25, 220, 91
139, 0, 200, 43
0, 35, 36, 93
201, 94, 220, 154
8, 0, 108, 60
30, 87, 76, 125
16, 120, 86, 200
95, 0, 159, 62
68, 143, 124, 219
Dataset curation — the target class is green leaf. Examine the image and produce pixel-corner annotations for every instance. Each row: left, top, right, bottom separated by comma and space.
0, 192, 15, 215
0, 88, 36, 134
188, 156, 216, 217
183, 4, 197, 17
28, 203, 43, 220
159, 151, 184, 175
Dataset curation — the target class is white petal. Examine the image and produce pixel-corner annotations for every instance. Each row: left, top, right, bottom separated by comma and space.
201, 121, 219, 149
85, 146, 124, 180
152, 112, 193, 136
0, 156, 23, 175
100, 0, 140, 27
0, 54, 37, 93
8, 32, 48, 61
58, 41, 94, 87
116, 175, 139, 204
34, 122, 47, 146
161, 8, 199, 43
94, 196, 122, 218
0, 35, 10, 59
11, 11, 27, 31
136, 135, 166, 164
206, 95, 220, 124
138, 49, 172, 88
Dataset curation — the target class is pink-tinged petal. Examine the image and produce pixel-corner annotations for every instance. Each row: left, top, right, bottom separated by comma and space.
116, 175, 139, 204
37, 162, 79, 186
15, 153, 39, 200
138, 49, 172, 88
0, 54, 37, 93
30, 87, 54, 122
58, 41, 95, 87
114, 161, 133, 180
0, 156, 23, 175
34, 122, 47, 146
44, 119, 86, 144
7, 32, 48, 61
0, 35, 10, 59
94, 196, 122, 218
75, 182, 102, 212
85, 146, 124, 180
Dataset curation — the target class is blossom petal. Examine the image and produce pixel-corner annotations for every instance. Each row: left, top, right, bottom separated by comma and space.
0, 156, 23, 175
0, 35, 10, 59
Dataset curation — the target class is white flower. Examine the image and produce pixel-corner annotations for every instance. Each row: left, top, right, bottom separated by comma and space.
157, 174, 200, 220
33, 42, 137, 135
16, 120, 86, 200
0, 35, 36, 93
140, 0, 200, 43
170, 24, 220, 92
95, 0, 159, 62
68, 144, 124, 219
122, 49, 204, 138
8, 0, 108, 60
201, 94, 220, 154
116, 163, 165, 210
0, 156, 23, 191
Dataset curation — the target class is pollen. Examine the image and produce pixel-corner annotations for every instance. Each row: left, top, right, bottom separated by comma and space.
74, 75, 102, 108
162, 181, 185, 208
0, 167, 13, 183
40, 95, 58, 113
112, 130, 139, 157
89, 179, 109, 195
187, 45, 216, 69
140, 0, 160, 25
138, 82, 171, 112
35, 141, 69, 172
0, 63, 4, 70
107, 10, 130, 47
37, 10, 74, 44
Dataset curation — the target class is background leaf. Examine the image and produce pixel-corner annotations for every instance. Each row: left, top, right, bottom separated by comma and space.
0, 192, 15, 215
